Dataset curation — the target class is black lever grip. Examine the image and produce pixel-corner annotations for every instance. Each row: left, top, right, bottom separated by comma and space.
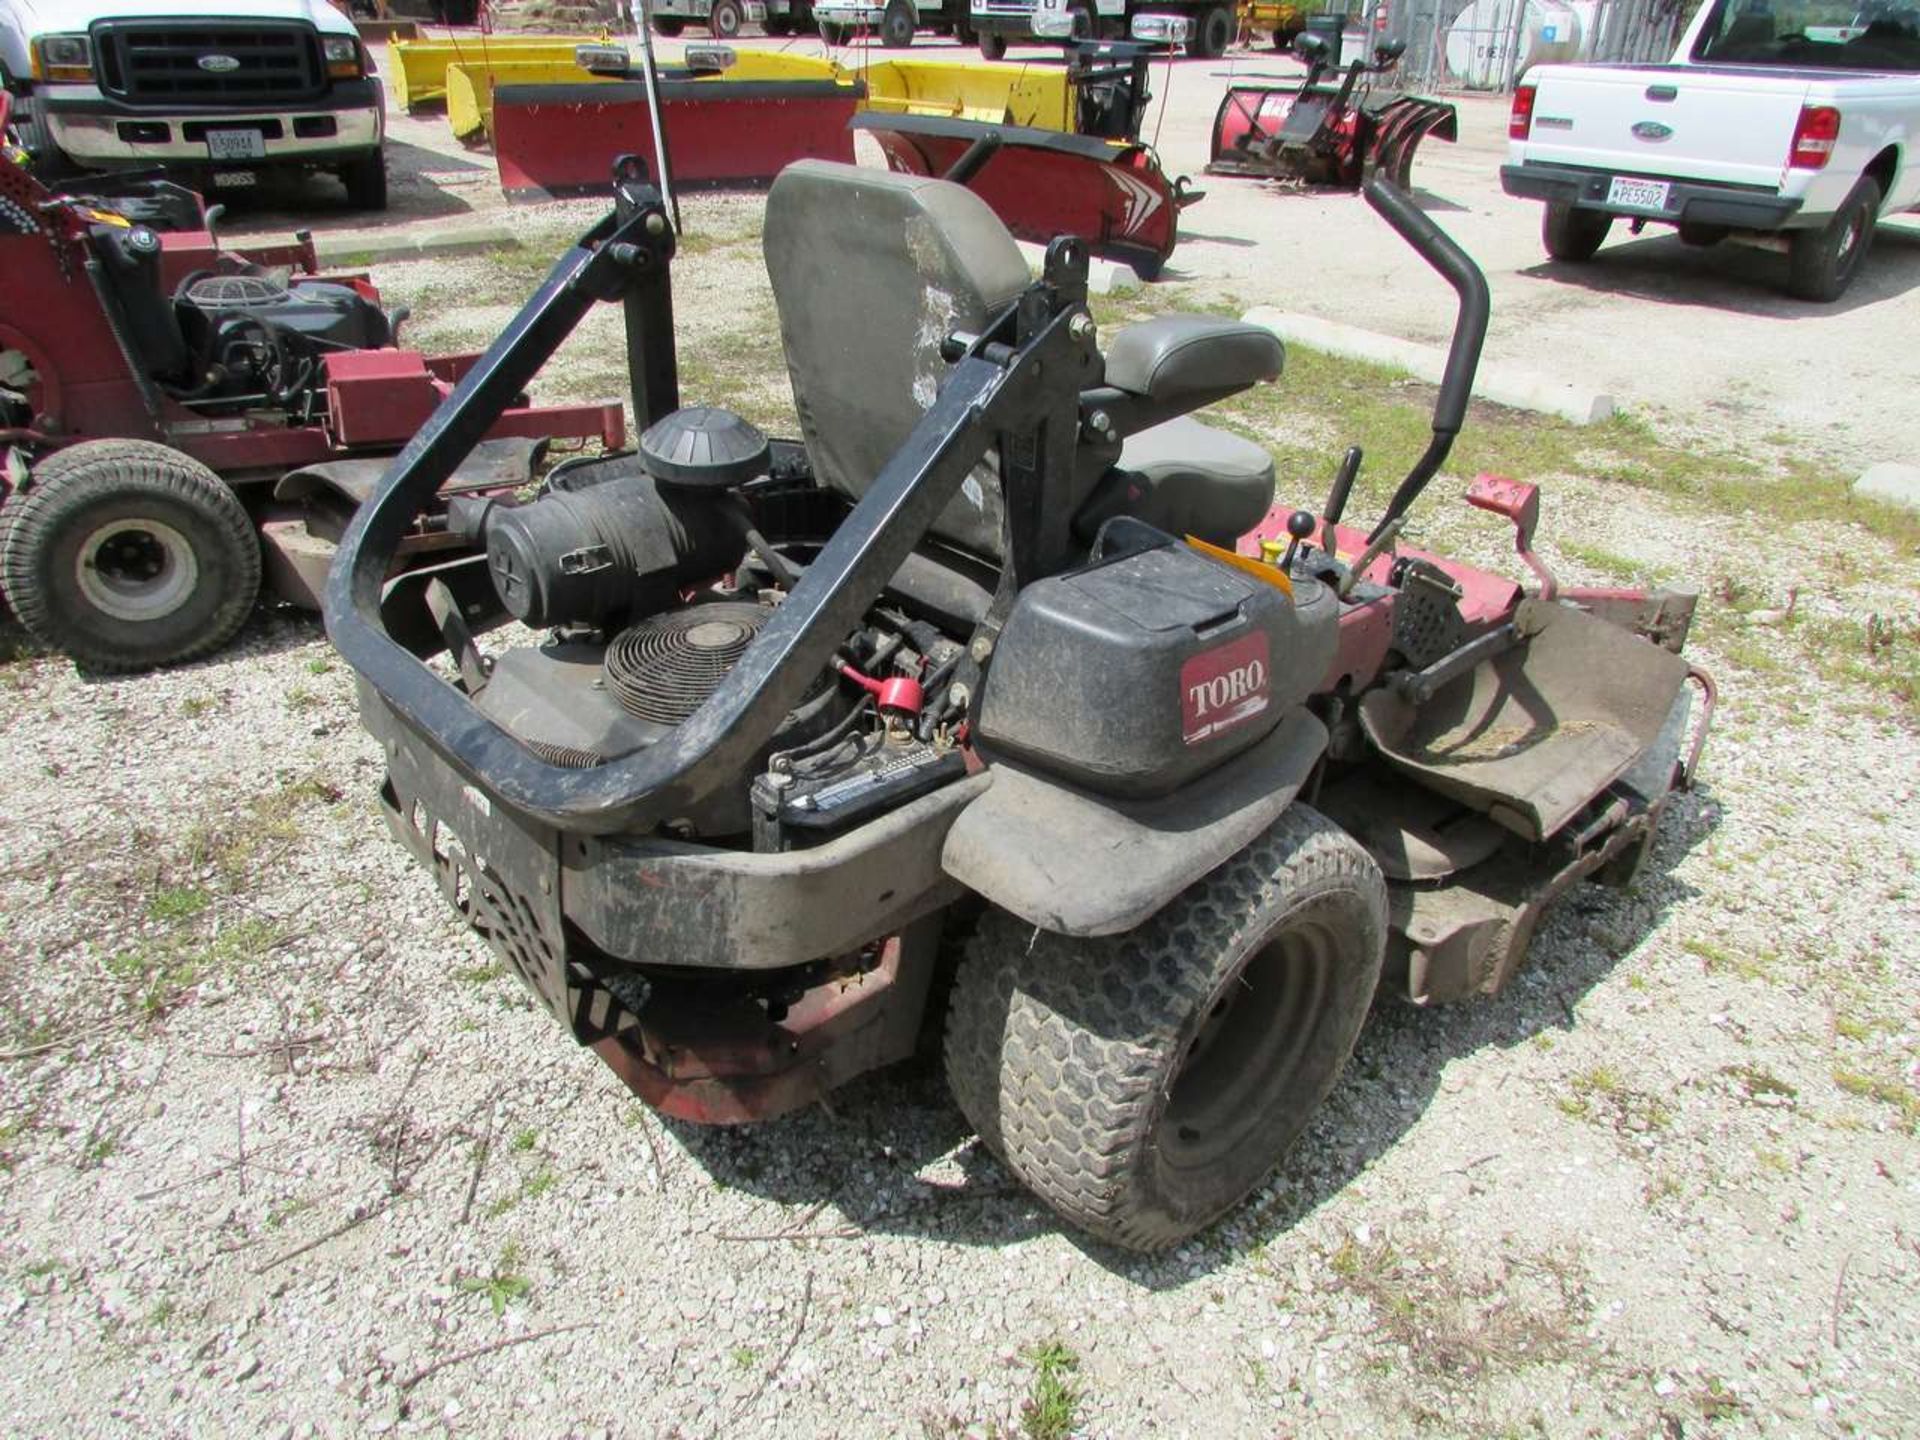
1362, 175, 1488, 439
1360, 177, 1491, 542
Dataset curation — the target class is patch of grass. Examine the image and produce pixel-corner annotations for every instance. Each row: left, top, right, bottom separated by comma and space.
179, 694, 219, 718
146, 886, 209, 923
1020, 1340, 1082, 1440
731, 1345, 758, 1370
304, 656, 334, 676
1325, 1233, 1588, 1389
456, 1241, 532, 1316
181, 776, 340, 880
1722, 1064, 1797, 1103
1558, 1066, 1672, 1134
454, 962, 506, 987
510, 1127, 538, 1153
1693, 1375, 1747, 1422
1682, 937, 1778, 984
106, 916, 285, 1017
1832, 1069, 1920, 1131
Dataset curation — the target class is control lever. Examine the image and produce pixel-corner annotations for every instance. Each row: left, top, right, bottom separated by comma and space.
1322, 445, 1361, 550
1336, 515, 1403, 598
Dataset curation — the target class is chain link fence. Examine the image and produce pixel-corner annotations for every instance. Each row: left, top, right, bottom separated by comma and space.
1387, 0, 1696, 93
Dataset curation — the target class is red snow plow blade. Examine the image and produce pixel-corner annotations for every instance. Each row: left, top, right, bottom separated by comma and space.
1209, 85, 1456, 190
492, 77, 863, 201
852, 113, 1195, 281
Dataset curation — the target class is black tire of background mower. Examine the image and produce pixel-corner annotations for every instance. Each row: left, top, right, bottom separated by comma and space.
1786, 176, 1880, 303
880, 0, 917, 47
977, 31, 1007, 58
340, 149, 388, 212
710, 0, 746, 39
0, 440, 260, 672
1541, 202, 1610, 262
1189, 5, 1234, 58
652, 16, 686, 35
943, 805, 1387, 1252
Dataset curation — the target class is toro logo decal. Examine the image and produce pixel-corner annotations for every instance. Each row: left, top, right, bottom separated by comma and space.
1180, 631, 1271, 746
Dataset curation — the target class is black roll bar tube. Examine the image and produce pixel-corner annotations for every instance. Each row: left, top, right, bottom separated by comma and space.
1360, 177, 1490, 544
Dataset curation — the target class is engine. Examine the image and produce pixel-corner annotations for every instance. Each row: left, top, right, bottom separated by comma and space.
454, 407, 968, 844
85, 222, 393, 416
171, 271, 393, 414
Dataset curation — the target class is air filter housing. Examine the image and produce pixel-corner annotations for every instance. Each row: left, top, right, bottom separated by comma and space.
639, 407, 770, 490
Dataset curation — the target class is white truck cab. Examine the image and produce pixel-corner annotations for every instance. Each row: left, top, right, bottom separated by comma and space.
1502, 0, 1920, 299
0, 0, 387, 208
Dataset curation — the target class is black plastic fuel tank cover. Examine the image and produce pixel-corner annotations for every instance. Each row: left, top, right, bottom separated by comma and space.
977, 522, 1337, 800
640, 406, 771, 490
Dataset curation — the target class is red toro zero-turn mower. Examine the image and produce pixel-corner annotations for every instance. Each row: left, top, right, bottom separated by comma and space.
1209, 34, 1457, 189
326, 155, 1713, 1250
0, 115, 623, 672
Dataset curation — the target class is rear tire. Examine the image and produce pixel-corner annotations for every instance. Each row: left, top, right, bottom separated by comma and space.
651, 16, 685, 34
977, 31, 1007, 58
709, 0, 745, 39
1189, 4, 1234, 58
0, 440, 260, 672
1787, 175, 1880, 302
339, 148, 387, 211
879, 0, 916, 47
1542, 202, 1610, 262
944, 805, 1387, 1252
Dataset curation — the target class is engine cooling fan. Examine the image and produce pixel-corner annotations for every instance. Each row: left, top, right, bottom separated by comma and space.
605, 602, 773, 725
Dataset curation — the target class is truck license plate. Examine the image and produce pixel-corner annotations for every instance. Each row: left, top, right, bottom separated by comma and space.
205, 129, 266, 161
1606, 175, 1670, 211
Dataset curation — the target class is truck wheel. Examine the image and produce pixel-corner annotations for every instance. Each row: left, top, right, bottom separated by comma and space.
0, 440, 260, 672
1787, 176, 1881, 303
1542, 202, 1610, 262
944, 805, 1387, 1252
879, 0, 916, 47
651, 16, 685, 34
1189, 5, 1234, 58
977, 31, 1007, 58
1272, 27, 1301, 50
766, 12, 795, 33
339, 149, 388, 211
709, 0, 746, 38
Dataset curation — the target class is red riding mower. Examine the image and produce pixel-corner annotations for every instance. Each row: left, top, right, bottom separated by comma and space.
0, 118, 621, 672
327, 156, 1712, 1251
1209, 34, 1457, 190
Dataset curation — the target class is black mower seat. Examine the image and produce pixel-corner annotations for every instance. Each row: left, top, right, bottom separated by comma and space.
1103, 315, 1284, 407
763, 160, 1279, 560
1112, 416, 1275, 543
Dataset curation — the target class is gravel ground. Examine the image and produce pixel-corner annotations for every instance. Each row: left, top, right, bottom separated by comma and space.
5, 36, 1920, 1440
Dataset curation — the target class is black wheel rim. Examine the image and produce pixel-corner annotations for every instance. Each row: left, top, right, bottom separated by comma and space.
1158, 908, 1337, 1173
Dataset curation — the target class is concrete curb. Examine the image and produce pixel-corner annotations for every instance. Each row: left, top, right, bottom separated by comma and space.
313, 223, 519, 266
1240, 307, 1616, 427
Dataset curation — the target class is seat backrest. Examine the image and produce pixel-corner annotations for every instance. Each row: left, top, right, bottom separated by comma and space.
763, 161, 1032, 559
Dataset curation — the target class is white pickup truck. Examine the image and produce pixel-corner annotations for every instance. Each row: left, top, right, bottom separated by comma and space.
1501, 0, 1920, 300
0, 0, 387, 208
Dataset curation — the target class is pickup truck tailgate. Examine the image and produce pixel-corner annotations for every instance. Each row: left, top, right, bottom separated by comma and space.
1526, 64, 1814, 189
